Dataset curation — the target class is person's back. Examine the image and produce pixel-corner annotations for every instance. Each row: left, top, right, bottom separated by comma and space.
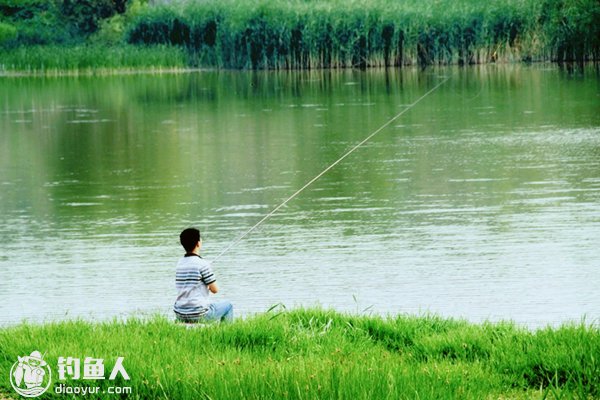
173, 228, 233, 323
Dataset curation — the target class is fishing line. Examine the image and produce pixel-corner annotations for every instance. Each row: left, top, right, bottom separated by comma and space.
213, 75, 450, 262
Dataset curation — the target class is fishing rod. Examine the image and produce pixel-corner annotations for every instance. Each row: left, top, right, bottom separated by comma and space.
212, 75, 450, 263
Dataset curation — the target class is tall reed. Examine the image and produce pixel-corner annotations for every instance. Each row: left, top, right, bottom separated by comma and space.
125, 0, 599, 69
0, 44, 187, 74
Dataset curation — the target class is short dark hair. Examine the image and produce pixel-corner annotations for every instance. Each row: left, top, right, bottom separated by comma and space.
180, 228, 201, 252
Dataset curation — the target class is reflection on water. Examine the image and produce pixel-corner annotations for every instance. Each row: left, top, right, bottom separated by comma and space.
1, 65, 599, 328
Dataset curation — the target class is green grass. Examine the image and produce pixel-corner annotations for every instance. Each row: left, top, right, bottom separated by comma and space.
1, 308, 598, 399
0, 0, 598, 72
125, 0, 600, 69
0, 44, 188, 75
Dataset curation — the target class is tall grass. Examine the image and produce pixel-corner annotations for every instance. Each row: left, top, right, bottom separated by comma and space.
0, 44, 188, 75
0, 309, 598, 399
126, 0, 600, 69
1, 0, 597, 72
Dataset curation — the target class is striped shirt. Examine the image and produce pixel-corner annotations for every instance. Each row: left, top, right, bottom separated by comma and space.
173, 254, 216, 320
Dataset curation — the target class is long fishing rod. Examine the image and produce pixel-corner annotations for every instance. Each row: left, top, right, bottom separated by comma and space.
212, 76, 450, 262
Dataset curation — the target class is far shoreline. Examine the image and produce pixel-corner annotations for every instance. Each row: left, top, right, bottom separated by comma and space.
0, 59, 594, 78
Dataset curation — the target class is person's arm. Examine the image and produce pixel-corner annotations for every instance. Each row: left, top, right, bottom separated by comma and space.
207, 282, 218, 294
201, 262, 218, 294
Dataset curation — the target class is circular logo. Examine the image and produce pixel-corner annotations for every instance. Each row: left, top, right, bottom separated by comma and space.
9, 351, 52, 398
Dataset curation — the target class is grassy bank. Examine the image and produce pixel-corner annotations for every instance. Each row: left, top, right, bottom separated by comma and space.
1, 309, 598, 399
0, 44, 187, 75
125, 0, 600, 69
0, 0, 599, 73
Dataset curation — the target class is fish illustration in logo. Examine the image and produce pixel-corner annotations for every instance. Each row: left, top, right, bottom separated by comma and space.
10, 350, 52, 398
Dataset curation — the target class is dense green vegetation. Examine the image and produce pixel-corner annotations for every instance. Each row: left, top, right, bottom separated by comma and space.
0, 0, 598, 71
0, 0, 127, 46
0, 309, 599, 399
0, 44, 186, 74
0, 0, 187, 73
126, 0, 600, 69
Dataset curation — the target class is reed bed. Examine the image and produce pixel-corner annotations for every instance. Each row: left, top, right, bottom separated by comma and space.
0, 308, 598, 399
0, 44, 187, 75
1, 0, 597, 72
126, 0, 599, 69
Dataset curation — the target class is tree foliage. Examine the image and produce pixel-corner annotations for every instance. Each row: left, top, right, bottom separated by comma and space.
0, 0, 132, 47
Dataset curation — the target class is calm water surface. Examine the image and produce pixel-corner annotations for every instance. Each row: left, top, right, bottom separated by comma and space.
1, 65, 599, 328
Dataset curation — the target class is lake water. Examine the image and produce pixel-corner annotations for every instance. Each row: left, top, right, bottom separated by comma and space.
1, 65, 599, 328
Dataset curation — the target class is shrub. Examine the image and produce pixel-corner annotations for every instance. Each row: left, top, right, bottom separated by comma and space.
60, 0, 125, 36
0, 21, 16, 45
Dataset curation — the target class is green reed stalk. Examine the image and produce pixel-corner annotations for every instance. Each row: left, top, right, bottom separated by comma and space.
0, 45, 187, 75
123, 0, 598, 70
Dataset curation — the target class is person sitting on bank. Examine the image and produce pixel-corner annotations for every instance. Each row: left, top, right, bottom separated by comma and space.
174, 228, 233, 323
